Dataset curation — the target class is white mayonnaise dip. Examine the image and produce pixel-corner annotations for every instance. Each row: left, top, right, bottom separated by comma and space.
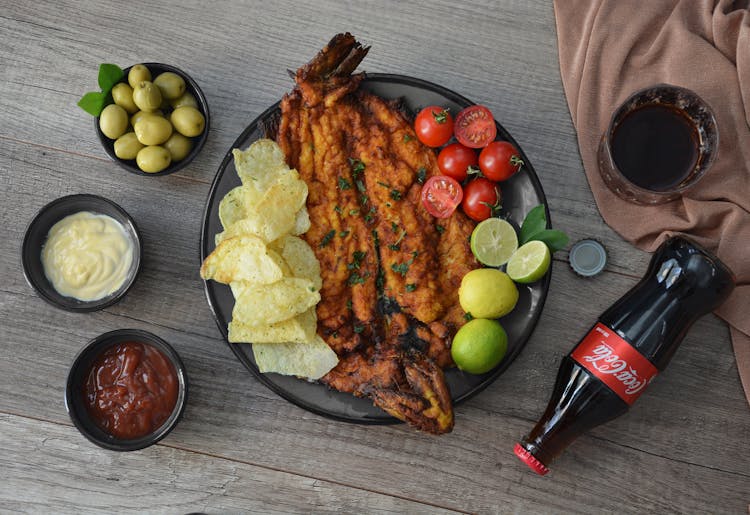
41, 212, 134, 301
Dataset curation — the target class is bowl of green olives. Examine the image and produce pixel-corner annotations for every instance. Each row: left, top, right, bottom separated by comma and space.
95, 63, 209, 176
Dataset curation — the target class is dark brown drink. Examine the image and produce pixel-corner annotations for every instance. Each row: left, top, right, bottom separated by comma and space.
597, 84, 718, 204
610, 104, 699, 192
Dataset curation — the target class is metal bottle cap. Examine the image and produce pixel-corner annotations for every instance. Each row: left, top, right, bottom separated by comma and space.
569, 239, 607, 277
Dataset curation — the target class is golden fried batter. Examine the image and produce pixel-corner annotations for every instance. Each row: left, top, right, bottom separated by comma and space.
276, 33, 479, 434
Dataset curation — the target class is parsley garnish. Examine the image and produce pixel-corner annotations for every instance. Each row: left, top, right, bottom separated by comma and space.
349, 208, 359, 216
319, 230, 336, 248
346, 300, 353, 310
353, 324, 364, 334
391, 262, 409, 276
356, 179, 366, 193
388, 243, 400, 251
349, 158, 365, 177
377, 181, 391, 188
348, 271, 370, 285
405, 283, 417, 292
464, 312, 474, 321
403, 134, 414, 143
339, 230, 350, 238
334, 205, 342, 213
436, 224, 445, 234
416, 167, 427, 185
338, 177, 352, 190
391, 222, 399, 233
390, 189, 402, 201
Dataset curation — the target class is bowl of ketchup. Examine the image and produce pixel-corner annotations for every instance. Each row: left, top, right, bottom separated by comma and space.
65, 329, 188, 451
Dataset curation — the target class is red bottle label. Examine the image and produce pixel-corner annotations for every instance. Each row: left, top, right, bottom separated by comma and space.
570, 323, 658, 405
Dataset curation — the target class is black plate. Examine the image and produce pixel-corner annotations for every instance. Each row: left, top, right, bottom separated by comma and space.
200, 74, 551, 424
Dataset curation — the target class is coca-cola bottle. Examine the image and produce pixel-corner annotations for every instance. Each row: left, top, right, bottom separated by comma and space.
515, 236, 735, 475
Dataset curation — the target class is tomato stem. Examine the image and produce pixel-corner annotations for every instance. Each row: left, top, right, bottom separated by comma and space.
510, 155, 525, 168
432, 108, 450, 124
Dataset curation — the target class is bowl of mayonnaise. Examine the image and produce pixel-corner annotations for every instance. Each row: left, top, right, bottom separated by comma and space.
22, 194, 142, 312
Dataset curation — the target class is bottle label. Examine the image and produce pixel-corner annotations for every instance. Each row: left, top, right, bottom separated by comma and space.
570, 323, 658, 405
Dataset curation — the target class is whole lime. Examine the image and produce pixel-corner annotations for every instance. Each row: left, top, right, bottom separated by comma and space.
459, 268, 519, 319
451, 319, 508, 374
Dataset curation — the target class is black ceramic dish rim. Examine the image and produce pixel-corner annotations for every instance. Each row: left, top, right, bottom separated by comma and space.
95, 62, 210, 177
65, 329, 189, 452
21, 193, 143, 313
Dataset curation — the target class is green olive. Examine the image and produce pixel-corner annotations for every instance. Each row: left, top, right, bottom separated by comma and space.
128, 64, 151, 89
111, 83, 138, 114
154, 72, 186, 100
99, 104, 129, 139
136, 145, 171, 173
113, 132, 144, 160
134, 114, 173, 145
163, 132, 193, 162
131, 110, 163, 127
171, 106, 205, 137
170, 92, 198, 109
132, 81, 162, 112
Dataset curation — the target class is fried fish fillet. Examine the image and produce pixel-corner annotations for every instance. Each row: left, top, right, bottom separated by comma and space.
275, 33, 479, 434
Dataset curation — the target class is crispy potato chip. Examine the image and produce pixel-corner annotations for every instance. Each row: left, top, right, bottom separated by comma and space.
233, 139, 290, 189
218, 185, 264, 230
292, 208, 311, 235
270, 235, 322, 290
228, 307, 317, 344
200, 235, 283, 285
230, 277, 320, 326
266, 248, 292, 276
252, 335, 338, 380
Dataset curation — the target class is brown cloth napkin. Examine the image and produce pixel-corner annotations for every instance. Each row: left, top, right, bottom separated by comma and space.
553, 0, 750, 404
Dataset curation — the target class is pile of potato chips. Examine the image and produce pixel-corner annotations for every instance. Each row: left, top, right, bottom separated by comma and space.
200, 139, 338, 380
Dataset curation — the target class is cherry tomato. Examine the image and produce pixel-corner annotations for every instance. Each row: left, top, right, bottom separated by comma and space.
437, 143, 478, 182
421, 175, 463, 218
461, 178, 501, 222
479, 141, 524, 181
414, 106, 454, 147
454, 105, 497, 148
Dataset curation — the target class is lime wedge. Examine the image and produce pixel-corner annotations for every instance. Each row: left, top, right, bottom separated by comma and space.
470, 218, 518, 266
507, 240, 551, 283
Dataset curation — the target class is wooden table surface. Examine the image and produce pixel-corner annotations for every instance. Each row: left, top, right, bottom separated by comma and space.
2, 0, 749, 513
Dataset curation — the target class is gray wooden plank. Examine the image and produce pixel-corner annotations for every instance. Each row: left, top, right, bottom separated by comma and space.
0, 413, 458, 514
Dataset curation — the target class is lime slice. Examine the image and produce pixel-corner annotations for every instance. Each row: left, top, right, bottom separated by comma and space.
507, 240, 551, 284
470, 218, 518, 266
451, 319, 508, 374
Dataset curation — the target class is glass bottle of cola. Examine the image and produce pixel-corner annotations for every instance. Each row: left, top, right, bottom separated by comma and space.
515, 237, 735, 476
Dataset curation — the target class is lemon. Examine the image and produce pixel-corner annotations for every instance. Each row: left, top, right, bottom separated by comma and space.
459, 268, 519, 319
470, 218, 518, 266
507, 240, 551, 284
451, 319, 508, 374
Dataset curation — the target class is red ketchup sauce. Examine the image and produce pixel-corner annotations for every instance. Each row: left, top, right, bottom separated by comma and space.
84, 341, 178, 440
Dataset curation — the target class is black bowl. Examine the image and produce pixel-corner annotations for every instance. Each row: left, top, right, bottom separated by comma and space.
21, 194, 142, 312
65, 329, 189, 451
95, 62, 210, 176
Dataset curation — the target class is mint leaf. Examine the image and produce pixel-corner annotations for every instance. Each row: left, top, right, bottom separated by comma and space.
98, 63, 124, 93
77, 91, 107, 116
519, 204, 547, 244
529, 229, 569, 253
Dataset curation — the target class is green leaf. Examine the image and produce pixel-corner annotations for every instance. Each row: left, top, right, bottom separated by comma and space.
519, 204, 547, 244
98, 63, 124, 93
529, 229, 569, 253
77, 91, 107, 116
